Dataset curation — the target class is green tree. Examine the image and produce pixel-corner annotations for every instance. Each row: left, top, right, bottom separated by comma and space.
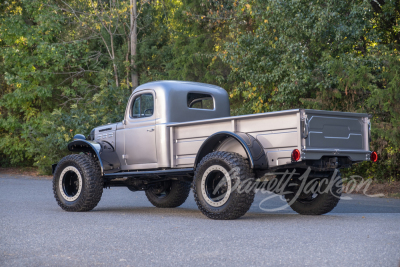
223, 0, 400, 180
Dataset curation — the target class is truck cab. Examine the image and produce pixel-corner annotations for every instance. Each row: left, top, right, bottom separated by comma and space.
83, 81, 229, 173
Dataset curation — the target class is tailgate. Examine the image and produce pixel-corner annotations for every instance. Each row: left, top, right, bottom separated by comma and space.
302, 109, 370, 161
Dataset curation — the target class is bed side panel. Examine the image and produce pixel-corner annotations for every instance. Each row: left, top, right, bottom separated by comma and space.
173, 121, 232, 167
239, 112, 301, 167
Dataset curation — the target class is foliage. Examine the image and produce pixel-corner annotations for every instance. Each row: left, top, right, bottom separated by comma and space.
0, 0, 399, 180
222, 0, 400, 181
0, 0, 132, 171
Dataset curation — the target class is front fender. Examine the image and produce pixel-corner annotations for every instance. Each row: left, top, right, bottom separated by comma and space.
67, 140, 104, 175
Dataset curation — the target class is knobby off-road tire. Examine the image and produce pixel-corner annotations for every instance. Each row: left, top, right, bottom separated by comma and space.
286, 171, 342, 215
53, 154, 103, 212
193, 151, 255, 220
145, 180, 191, 208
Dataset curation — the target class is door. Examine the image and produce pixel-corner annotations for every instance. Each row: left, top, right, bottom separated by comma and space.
123, 91, 157, 166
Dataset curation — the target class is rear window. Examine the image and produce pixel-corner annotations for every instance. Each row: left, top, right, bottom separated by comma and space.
187, 93, 214, 110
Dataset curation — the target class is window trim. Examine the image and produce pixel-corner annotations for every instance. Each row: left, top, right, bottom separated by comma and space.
129, 92, 155, 119
187, 92, 215, 111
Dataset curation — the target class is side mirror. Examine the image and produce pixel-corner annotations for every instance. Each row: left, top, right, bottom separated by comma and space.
122, 119, 126, 125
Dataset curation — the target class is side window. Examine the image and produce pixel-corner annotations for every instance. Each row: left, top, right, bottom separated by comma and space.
131, 93, 154, 118
187, 93, 214, 110
132, 97, 141, 117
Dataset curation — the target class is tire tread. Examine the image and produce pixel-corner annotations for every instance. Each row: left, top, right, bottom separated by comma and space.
145, 180, 191, 208
193, 151, 255, 220
53, 154, 103, 212
287, 172, 342, 215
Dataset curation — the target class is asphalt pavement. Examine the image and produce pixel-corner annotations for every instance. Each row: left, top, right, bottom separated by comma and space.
1, 174, 400, 266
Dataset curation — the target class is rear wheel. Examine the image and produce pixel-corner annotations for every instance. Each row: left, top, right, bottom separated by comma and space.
285, 170, 342, 215
145, 180, 191, 208
53, 154, 103, 212
193, 151, 255, 220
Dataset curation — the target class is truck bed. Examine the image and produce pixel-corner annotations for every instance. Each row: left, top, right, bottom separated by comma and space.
168, 109, 370, 169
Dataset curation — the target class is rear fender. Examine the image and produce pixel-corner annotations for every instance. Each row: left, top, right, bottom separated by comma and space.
194, 131, 268, 170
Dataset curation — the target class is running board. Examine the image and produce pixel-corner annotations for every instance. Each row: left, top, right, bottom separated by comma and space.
103, 168, 194, 179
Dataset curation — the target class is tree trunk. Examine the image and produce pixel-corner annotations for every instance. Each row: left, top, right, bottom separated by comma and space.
113, 63, 119, 88
110, 22, 119, 87
126, 36, 130, 88
130, 0, 138, 91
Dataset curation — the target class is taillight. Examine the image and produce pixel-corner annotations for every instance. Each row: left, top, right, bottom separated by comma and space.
370, 151, 378, 162
292, 149, 301, 162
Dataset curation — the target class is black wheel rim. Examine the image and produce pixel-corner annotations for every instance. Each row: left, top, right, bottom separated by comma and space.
204, 170, 228, 202
62, 170, 80, 198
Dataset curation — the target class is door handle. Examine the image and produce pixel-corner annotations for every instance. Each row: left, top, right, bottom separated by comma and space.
147, 128, 154, 132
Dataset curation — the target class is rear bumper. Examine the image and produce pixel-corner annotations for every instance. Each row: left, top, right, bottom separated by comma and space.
302, 148, 371, 162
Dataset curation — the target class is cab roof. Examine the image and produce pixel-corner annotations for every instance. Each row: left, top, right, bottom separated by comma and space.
132, 80, 230, 123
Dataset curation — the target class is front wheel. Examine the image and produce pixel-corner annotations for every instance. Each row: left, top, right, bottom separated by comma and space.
53, 154, 103, 212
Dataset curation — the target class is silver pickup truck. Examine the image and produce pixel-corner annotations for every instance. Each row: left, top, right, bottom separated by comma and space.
52, 81, 378, 219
